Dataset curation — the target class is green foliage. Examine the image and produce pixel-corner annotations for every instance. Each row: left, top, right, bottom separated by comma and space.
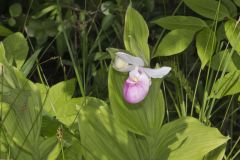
210, 71, 240, 98
124, 5, 150, 64
1, 0, 240, 159
37, 79, 78, 126
153, 16, 207, 31
225, 19, 240, 53
3, 32, 29, 69
196, 28, 216, 68
183, 0, 230, 20
109, 67, 165, 136
0, 25, 13, 37
155, 29, 196, 57
210, 49, 240, 72
9, 3, 22, 17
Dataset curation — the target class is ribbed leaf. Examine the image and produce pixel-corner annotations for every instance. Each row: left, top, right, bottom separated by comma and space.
155, 117, 228, 160
78, 97, 140, 160
108, 66, 165, 136
3, 32, 29, 68
124, 6, 150, 64
210, 71, 240, 98
225, 19, 240, 53
210, 49, 240, 72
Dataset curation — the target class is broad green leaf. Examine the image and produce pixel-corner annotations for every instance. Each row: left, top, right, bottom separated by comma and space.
0, 25, 13, 36
0, 44, 42, 159
47, 142, 61, 160
210, 71, 240, 98
196, 28, 216, 69
210, 49, 240, 72
20, 48, 42, 76
183, 0, 230, 21
37, 79, 77, 126
108, 66, 165, 136
124, 6, 150, 64
204, 144, 227, 160
9, 3, 22, 17
155, 117, 228, 160
60, 136, 83, 160
155, 29, 195, 57
225, 19, 240, 53
153, 16, 207, 31
78, 97, 140, 160
3, 32, 29, 68
39, 137, 58, 160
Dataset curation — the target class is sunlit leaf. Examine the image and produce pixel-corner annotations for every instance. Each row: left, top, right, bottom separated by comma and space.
124, 5, 150, 64
196, 28, 216, 69
78, 97, 140, 160
156, 117, 228, 160
154, 29, 195, 57
225, 19, 240, 53
108, 66, 165, 136
210, 49, 240, 72
3, 32, 29, 68
210, 71, 240, 98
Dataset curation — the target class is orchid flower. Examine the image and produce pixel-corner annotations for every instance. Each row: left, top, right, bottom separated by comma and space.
113, 52, 171, 104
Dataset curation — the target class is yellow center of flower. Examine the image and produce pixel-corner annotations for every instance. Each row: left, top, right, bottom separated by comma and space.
115, 57, 128, 69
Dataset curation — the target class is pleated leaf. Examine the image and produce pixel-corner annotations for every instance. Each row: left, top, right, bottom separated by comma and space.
108, 66, 165, 136
124, 5, 150, 64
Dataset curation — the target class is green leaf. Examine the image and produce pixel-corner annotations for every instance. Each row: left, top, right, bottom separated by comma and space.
0, 43, 42, 159
124, 5, 150, 64
225, 19, 240, 53
210, 71, 240, 98
222, 0, 237, 17
32, 4, 58, 19
204, 144, 227, 160
39, 137, 58, 160
154, 29, 195, 57
9, 3, 22, 17
108, 66, 165, 136
8, 17, 16, 26
0, 25, 13, 36
210, 49, 240, 72
152, 16, 207, 31
233, 0, 240, 7
155, 117, 228, 160
78, 97, 140, 160
37, 79, 78, 126
196, 28, 216, 69
3, 32, 29, 68
183, 0, 230, 20
20, 48, 42, 76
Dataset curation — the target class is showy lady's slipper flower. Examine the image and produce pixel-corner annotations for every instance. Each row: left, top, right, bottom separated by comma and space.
113, 52, 171, 104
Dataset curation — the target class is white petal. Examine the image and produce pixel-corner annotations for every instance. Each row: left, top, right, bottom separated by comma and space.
116, 52, 144, 66
129, 67, 141, 80
142, 66, 171, 78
